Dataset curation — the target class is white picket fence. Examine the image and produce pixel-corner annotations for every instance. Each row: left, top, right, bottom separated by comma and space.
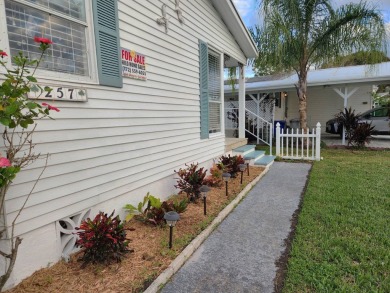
275, 122, 321, 161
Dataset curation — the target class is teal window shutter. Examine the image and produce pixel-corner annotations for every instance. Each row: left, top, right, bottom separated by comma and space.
92, 0, 122, 88
199, 40, 209, 139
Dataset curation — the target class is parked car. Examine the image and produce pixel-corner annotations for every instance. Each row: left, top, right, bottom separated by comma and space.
326, 106, 390, 136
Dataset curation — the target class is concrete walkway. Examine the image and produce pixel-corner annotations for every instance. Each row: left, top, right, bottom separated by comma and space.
161, 162, 311, 293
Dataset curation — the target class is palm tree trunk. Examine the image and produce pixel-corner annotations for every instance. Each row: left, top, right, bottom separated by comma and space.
297, 71, 308, 130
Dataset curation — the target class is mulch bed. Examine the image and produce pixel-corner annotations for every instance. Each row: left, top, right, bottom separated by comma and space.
7, 166, 264, 293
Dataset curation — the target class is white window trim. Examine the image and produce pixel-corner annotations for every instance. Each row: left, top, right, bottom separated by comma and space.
0, 0, 98, 86
207, 47, 224, 136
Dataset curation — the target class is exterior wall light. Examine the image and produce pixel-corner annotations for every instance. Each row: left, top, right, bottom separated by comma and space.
164, 211, 180, 249
200, 185, 211, 215
222, 173, 231, 197
239, 164, 246, 184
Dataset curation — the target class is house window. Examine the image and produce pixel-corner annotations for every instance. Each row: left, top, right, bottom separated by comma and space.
4, 0, 89, 76
208, 51, 221, 134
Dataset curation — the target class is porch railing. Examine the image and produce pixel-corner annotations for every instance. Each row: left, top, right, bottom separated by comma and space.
275, 122, 321, 161
245, 108, 273, 154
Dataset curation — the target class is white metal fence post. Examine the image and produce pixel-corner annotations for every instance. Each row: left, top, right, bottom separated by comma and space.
276, 122, 280, 156
315, 122, 321, 161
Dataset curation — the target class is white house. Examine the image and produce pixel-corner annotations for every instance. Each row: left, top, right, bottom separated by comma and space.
0, 0, 257, 288
225, 62, 390, 136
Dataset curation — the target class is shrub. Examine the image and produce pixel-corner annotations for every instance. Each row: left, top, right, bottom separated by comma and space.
349, 123, 375, 147
75, 211, 133, 266
124, 193, 187, 225
175, 163, 207, 201
217, 154, 245, 177
172, 198, 189, 213
203, 163, 223, 187
335, 107, 359, 140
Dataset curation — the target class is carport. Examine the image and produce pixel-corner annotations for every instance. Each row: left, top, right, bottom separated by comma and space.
225, 62, 390, 145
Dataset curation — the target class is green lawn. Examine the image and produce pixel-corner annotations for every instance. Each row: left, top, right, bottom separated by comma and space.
283, 148, 390, 292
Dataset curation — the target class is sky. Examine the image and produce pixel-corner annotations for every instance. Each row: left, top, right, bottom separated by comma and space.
232, 0, 390, 76
233, 0, 390, 28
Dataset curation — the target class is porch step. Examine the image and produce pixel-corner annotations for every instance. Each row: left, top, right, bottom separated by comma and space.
244, 150, 265, 161
254, 155, 276, 167
225, 138, 248, 153
232, 145, 256, 156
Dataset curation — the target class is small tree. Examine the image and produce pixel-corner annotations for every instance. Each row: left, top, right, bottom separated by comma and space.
0, 37, 57, 289
251, 0, 387, 129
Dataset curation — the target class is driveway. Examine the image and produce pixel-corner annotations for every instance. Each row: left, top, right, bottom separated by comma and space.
322, 134, 390, 148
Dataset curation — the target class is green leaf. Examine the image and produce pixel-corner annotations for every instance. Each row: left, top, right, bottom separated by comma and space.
5, 103, 19, 115
148, 195, 162, 209
8, 120, 16, 128
44, 86, 52, 92
125, 214, 134, 222
26, 76, 37, 82
20, 120, 28, 128
139, 201, 147, 213
26, 102, 38, 110
26, 118, 34, 125
0, 117, 10, 126
123, 204, 137, 212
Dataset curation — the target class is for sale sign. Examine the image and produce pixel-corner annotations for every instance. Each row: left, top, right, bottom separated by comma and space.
121, 48, 147, 80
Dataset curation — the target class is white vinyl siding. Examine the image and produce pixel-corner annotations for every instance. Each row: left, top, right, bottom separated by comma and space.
4, 0, 247, 238
208, 51, 221, 133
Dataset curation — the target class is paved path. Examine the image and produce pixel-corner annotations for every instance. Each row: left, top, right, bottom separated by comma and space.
161, 162, 311, 293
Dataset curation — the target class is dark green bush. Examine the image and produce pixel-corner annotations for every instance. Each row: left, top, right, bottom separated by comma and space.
349, 123, 375, 147
335, 107, 359, 141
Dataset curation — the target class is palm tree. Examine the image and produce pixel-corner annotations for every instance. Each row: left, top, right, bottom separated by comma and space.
250, 0, 387, 129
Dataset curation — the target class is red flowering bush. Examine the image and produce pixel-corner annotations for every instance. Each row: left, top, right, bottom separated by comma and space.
0, 157, 20, 190
33, 36, 53, 45
75, 211, 133, 265
0, 37, 60, 289
175, 163, 207, 201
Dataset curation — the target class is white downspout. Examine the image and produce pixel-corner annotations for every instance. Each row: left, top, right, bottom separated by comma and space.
238, 64, 245, 139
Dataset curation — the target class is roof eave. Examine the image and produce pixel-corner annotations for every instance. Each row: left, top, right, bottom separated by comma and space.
225, 63, 390, 93
212, 0, 258, 59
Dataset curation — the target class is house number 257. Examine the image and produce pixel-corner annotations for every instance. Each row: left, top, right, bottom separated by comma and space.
28, 85, 87, 102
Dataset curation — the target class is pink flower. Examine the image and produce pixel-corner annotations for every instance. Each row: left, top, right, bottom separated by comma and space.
42, 102, 60, 112
0, 51, 7, 58
0, 157, 11, 168
34, 36, 53, 45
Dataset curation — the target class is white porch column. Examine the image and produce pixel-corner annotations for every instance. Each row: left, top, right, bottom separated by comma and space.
238, 63, 245, 138
333, 86, 359, 145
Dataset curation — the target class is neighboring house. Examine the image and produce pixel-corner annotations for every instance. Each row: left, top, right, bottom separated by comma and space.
0, 0, 256, 288
225, 62, 390, 134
